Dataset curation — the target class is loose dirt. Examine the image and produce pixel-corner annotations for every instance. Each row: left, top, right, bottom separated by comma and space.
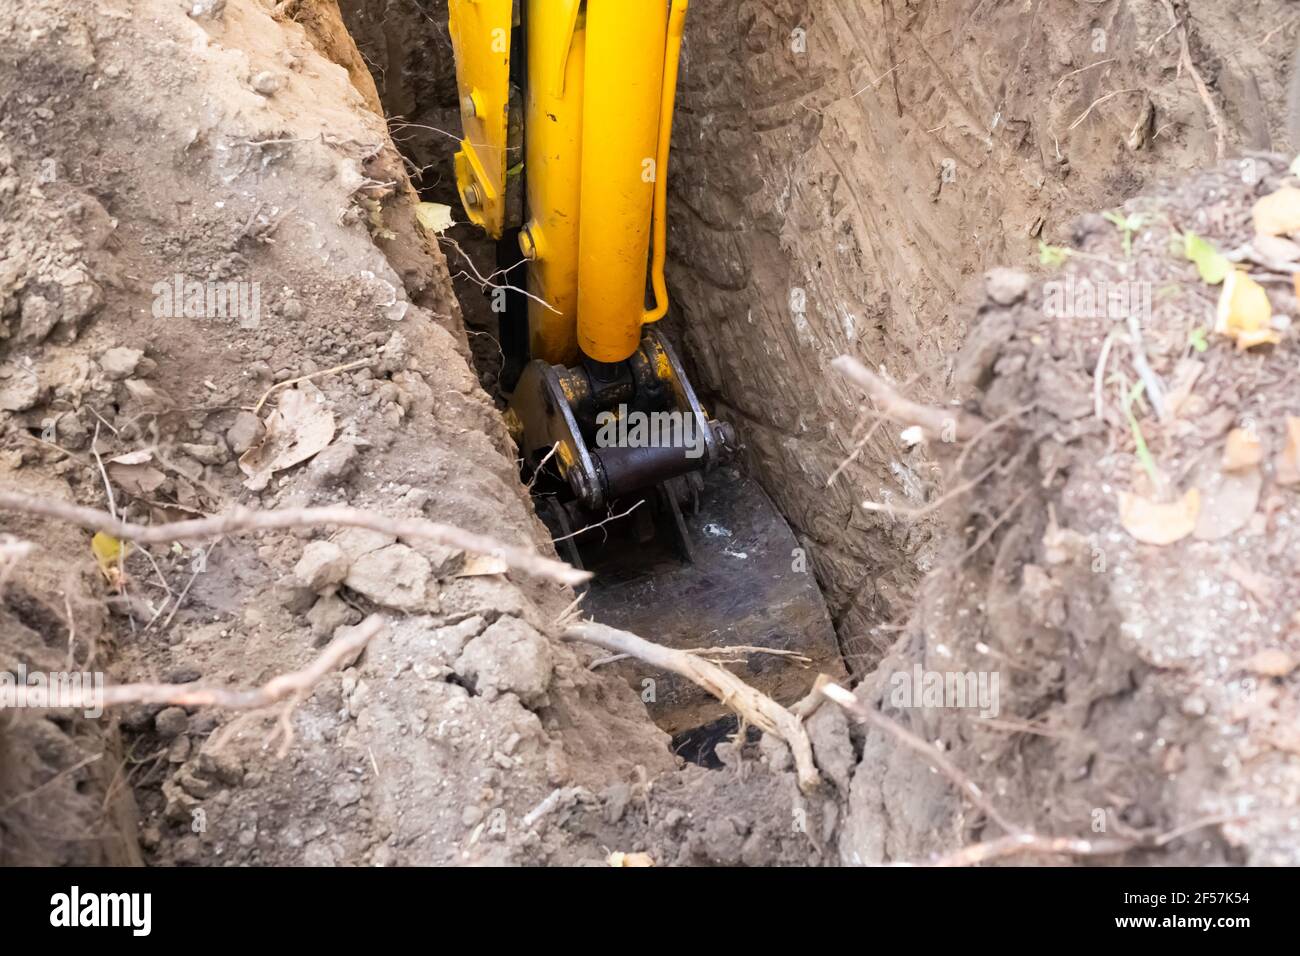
2, 0, 1298, 867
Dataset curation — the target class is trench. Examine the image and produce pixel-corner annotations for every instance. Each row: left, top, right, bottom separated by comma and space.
336, 0, 860, 754
332, 0, 1293, 749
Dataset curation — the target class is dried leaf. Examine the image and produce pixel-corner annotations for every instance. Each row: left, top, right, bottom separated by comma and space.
1215, 270, 1280, 349
456, 554, 509, 578
108, 450, 153, 465
107, 461, 167, 497
1252, 186, 1300, 236
607, 851, 655, 867
1117, 488, 1200, 545
91, 531, 126, 572
1277, 416, 1300, 486
1193, 464, 1260, 541
238, 381, 335, 490
414, 202, 456, 235
1222, 428, 1263, 472
1241, 649, 1296, 677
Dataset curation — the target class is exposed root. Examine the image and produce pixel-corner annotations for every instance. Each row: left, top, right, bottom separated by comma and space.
563, 622, 822, 793
832, 356, 985, 441
0, 491, 587, 586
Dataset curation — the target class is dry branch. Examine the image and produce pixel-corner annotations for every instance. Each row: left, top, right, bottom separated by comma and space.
0, 491, 588, 587
832, 356, 985, 441
50, 614, 387, 711
564, 622, 821, 793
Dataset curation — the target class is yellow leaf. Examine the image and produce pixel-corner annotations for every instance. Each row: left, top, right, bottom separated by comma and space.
1215, 270, 1279, 349
1222, 428, 1263, 472
607, 851, 655, 867
1252, 186, 1300, 236
91, 531, 127, 571
1118, 488, 1200, 545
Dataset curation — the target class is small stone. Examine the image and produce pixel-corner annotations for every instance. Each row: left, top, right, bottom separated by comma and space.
307, 442, 358, 486
251, 70, 287, 96
172, 835, 201, 864
454, 617, 553, 707
100, 346, 143, 381
429, 615, 486, 665
121, 704, 162, 733
985, 268, 1030, 306
331, 780, 363, 808
177, 767, 218, 799
164, 666, 202, 684
18, 294, 58, 343
0, 362, 44, 412
168, 735, 192, 763
461, 805, 484, 826
345, 544, 430, 610
188, 0, 226, 19
179, 442, 226, 465
226, 411, 264, 455
334, 527, 396, 560
275, 580, 317, 614
294, 540, 350, 591
154, 706, 190, 739
307, 592, 362, 642
280, 298, 305, 321
198, 750, 245, 786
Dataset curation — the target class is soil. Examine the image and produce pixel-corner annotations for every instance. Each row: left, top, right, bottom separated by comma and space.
2, 0, 1299, 867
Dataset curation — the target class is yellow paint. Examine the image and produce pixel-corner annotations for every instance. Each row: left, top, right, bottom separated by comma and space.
523, 0, 585, 365
576, 0, 669, 363
448, 0, 516, 237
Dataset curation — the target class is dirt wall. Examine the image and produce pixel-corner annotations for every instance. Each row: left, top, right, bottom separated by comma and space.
667, 0, 1299, 670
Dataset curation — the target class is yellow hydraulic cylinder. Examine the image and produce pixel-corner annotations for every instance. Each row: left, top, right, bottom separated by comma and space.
575, 0, 669, 364
522, 0, 585, 366
643, 0, 689, 326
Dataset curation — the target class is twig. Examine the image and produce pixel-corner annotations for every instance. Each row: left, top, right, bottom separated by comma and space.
862, 461, 998, 520
1066, 88, 1145, 131
0, 491, 588, 586
1093, 329, 1117, 420
832, 356, 985, 441
564, 622, 821, 793
550, 499, 645, 544
588, 644, 812, 670
249, 357, 374, 414
90, 423, 117, 521
1158, 0, 1226, 160
47, 615, 386, 713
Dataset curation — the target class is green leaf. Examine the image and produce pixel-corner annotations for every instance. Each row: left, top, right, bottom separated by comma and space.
1038, 240, 1070, 267
1188, 327, 1209, 353
1183, 231, 1231, 285
1103, 211, 1146, 257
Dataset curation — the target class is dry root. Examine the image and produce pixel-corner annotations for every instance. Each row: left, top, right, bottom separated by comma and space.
564, 622, 822, 793
0, 490, 587, 586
